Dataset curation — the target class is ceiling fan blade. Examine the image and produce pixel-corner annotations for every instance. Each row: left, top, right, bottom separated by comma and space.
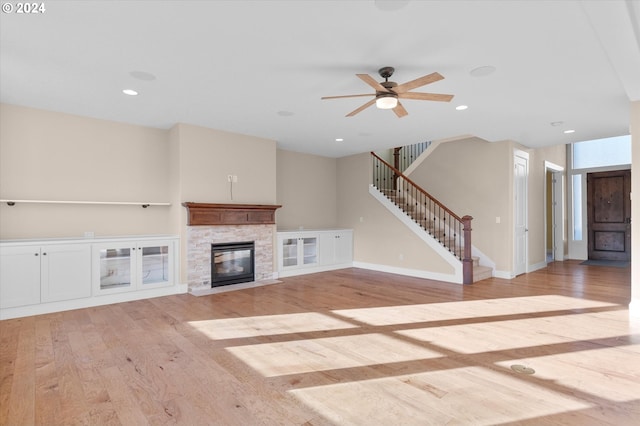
356, 74, 390, 92
394, 72, 444, 93
346, 99, 377, 117
321, 94, 374, 100
393, 102, 408, 118
398, 92, 454, 102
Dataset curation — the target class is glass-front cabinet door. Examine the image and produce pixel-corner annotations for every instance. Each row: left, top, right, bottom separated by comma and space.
137, 241, 173, 289
278, 234, 318, 270
93, 239, 174, 295
281, 237, 299, 268
301, 237, 318, 265
94, 244, 136, 294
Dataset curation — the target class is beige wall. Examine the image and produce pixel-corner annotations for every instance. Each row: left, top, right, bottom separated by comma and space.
175, 124, 277, 205
276, 149, 337, 230
631, 101, 640, 307
337, 153, 454, 275
0, 104, 172, 239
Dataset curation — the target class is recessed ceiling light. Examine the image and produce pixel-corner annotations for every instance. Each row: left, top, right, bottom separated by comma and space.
470, 66, 496, 77
335, 138, 344, 142
455, 105, 468, 111
550, 121, 564, 127
122, 89, 138, 96
564, 129, 575, 134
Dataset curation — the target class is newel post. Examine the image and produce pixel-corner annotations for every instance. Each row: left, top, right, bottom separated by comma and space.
393, 147, 401, 190
462, 215, 473, 284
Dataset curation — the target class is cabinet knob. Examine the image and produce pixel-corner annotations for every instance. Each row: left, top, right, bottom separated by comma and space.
43, 252, 47, 256
35, 253, 39, 256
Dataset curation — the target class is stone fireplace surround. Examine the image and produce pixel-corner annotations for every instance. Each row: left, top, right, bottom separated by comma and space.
186, 224, 275, 292
183, 203, 281, 295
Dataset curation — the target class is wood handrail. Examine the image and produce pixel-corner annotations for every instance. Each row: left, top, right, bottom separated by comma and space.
371, 152, 463, 222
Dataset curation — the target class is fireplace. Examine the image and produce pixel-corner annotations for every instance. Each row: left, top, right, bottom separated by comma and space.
211, 241, 255, 287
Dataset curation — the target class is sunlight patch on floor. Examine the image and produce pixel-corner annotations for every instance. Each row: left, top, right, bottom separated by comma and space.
496, 344, 640, 403
332, 295, 617, 326
397, 310, 634, 354
288, 366, 592, 426
187, 312, 357, 339
226, 333, 443, 377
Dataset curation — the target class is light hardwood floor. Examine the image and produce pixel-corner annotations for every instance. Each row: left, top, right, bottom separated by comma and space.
1, 261, 637, 425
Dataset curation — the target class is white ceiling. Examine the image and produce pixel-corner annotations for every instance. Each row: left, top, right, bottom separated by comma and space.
2, 0, 639, 158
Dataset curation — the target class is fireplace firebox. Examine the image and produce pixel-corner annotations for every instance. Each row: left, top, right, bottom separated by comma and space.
211, 241, 255, 287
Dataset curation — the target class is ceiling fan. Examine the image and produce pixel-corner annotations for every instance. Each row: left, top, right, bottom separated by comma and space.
321, 66, 454, 118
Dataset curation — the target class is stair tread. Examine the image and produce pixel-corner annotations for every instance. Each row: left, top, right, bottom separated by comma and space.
473, 265, 493, 282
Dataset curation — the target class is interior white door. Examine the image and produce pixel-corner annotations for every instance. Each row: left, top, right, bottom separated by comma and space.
514, 151, 529, 276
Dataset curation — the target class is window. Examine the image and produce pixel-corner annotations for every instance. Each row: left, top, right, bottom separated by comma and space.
572, 135, 631, 170
572, 174, 582, 241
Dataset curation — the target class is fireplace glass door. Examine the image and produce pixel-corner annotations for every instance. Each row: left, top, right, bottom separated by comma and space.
211, 242, 255, 287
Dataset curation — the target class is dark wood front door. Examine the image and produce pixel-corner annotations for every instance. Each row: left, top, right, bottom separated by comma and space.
587, 170, 631, 261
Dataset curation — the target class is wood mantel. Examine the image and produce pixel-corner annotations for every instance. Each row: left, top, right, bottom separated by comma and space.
182, 202, 281, 226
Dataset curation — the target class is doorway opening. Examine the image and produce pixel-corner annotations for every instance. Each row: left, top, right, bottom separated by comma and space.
545, 161, 564, 264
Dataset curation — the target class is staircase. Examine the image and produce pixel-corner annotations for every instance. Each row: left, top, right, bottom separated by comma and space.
372, 151, 492, 283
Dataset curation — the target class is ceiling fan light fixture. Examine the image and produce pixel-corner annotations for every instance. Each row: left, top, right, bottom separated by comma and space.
376, 94, 398, 109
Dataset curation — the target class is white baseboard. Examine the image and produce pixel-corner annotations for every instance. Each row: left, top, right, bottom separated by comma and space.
278, 263, 353, 278
352, 261, 462, 284
0, 283, 187, 320
528, 261, 547, 273
493, 270, 513, 279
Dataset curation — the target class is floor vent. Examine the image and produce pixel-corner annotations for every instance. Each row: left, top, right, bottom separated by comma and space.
510, 364, 535, 375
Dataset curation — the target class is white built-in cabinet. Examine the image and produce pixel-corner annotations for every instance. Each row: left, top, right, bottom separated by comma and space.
277, 229, 352, 277
0, 243, 91, 308
0, 235, 180, 319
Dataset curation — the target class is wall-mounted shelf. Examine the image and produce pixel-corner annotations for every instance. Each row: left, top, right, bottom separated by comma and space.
1, 200, 171, 208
